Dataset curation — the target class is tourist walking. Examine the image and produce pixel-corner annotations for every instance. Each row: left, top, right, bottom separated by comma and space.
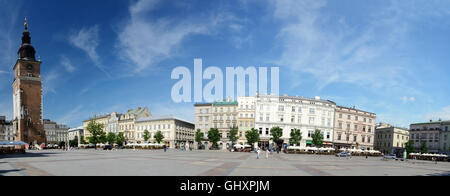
266, 149, 269, 159
256, 148, 261, 159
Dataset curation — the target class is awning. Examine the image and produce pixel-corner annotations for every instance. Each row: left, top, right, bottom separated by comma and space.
306, 141, 312, 144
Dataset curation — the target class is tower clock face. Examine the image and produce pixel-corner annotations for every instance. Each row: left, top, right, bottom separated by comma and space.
26, 64, 33, 71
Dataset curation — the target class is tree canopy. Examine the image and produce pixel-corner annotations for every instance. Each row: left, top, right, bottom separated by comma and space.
143, 130, 150, 142
245, 128, 260, 149
311, 129, 324, 147
289, 129, 302, 146
106, 132, 116, 145
154, 131, 164, 144
86, 120, 105, 149
207, 128, 220, 149
229, 127, 239, 147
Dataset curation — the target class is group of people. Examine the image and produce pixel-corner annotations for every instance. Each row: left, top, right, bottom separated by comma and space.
255, 148, 272, 159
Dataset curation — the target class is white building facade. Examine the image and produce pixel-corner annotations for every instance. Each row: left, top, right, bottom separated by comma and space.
254, 94, 336, 148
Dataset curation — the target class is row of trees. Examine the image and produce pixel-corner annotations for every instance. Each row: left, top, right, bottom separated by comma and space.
84, 120, 166, 149
193, 126, 325, 150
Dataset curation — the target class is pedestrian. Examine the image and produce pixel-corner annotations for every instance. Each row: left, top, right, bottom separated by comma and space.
257, 148, 260, 159
266, 148, 269, 159
164, 145, 167, 152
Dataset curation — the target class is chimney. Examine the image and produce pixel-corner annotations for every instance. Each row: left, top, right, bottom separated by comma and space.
352, 106, 356, 109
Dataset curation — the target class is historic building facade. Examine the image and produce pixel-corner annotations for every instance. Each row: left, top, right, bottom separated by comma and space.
212, 99, 238, 149
333, 106, 376, 150
136, 115, 195, 148
237, 96, 255, 145
194, 103, 212, 137
440, 121, 450, 154
83, 107, 151, 143
0, 116, 14, 141
374, 123, 409, 155
409, 121, 441, 153
193, 99, 238, 149
68, 126, 84, 141
254, 94, 336, 148
43, 119, 69, 144
12, 18, 46, 145
83, 114, 109, 139
118, 107, 151, 143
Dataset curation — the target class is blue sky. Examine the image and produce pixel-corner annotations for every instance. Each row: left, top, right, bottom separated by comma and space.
0, 0, 449, 128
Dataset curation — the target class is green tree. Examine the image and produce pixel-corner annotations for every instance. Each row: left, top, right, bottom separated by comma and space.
229, 127, 239, 149
289, 128, 302, 146
245, 128, 260, 150
270, 127, 283, 150
86, 120, 105, 149
195, 129, 204, 149
80, 136, 87, 144
116, 132, 126, 146
99, 132, 107, 144
405, 140, 415, 155
311, 129, 324, 147
70, 136, 78, 147
106, 133, 116, 145
154, 131, 164, 144
143, 130, 150, 142
421, 141, 428, 153
207, 128, 220, 150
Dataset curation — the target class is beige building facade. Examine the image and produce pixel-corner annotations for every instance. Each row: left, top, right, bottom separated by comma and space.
83, 107, 151, 143
194, 99, 238, 149
333, 106, 376, 150
83, 114, 109, 139
136, 115, 195, 148
237, 97, 255, 145
374, 124, 409, 155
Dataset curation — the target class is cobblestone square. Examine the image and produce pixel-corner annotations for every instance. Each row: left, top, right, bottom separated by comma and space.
1, 149, 449, 176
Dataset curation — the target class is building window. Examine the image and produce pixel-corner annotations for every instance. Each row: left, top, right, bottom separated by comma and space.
309, 108, 315, 114
309, 117, 314, 125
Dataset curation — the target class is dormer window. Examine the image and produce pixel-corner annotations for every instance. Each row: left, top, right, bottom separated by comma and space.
27, 73, 33, 77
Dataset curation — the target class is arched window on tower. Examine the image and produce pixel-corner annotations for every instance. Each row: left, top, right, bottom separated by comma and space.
27, 117, 32, 127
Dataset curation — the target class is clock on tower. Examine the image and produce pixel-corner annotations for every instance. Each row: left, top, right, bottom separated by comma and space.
12, 17, 46, 145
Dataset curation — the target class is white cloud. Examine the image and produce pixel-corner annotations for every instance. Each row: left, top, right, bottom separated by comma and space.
272, 0, 414, 91
68, 25, 110, 77
60, 56, 76, 73
56, 105, 84, 126
402, 96, 416, 103
0, 70, 9, 74
426, 106, 450, 121
116, 0, 225, 73
42, 70, 60, 94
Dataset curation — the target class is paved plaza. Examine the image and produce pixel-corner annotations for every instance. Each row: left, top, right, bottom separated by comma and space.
1, 149, 449, 176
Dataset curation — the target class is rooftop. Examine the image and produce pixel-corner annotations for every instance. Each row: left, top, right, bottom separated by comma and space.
136, 115, 194, 125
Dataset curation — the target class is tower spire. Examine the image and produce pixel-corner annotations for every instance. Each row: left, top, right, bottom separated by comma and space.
24, 16, 28, 31
18, 16, 36, 61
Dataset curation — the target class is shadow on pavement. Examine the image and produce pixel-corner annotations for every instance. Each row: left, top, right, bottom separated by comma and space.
0, 152, 58, 159
0, 169, 22, 176
425, 171, 450, 176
